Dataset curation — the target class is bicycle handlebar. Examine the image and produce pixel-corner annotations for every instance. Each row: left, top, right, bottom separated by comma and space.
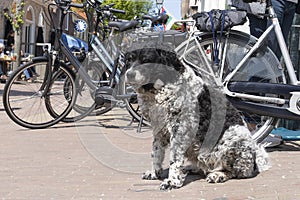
101, 3, 125, 14
105, 3, 115, 8
86, 0, 125, 15
69, 3, 85, 9
110, 8, 126, 15
142, 14, 169, 24
53, 0, 85, 9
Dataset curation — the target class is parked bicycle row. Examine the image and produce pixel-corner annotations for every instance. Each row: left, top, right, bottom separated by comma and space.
2, 0, 300, 145
1, 0, 187, 129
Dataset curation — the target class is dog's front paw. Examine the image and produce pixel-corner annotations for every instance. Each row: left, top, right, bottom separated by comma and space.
159, 178, 182, 191
142, 169, 161, 180
206, 171, 229, 183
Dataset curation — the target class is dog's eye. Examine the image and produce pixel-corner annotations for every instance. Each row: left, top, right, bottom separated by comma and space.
141, 58, 151, 63
126, 53, 136, 63
141, 54, 157, 63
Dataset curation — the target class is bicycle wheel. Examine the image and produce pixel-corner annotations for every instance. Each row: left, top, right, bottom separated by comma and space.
89, 61, 116, 116
117, 73, 151, 127
176, 30, 285, 143
3, 59, 76, 129
58, 61, 113, 122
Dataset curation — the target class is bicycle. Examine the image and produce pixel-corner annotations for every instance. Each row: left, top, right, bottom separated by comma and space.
60, 1, 176, 124
60, 2, 187, 124
175, 0, 300, 143
60, 1, 135, 122
2, 0, 143, 129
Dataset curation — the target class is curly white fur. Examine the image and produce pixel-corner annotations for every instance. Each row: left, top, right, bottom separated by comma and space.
125, 44, 270, 190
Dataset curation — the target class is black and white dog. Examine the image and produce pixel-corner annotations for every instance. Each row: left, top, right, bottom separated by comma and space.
124, 42, 270, 190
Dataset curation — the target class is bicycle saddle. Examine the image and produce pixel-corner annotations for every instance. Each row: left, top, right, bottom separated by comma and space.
142, 14, 169, 24
108, 20, 139, 32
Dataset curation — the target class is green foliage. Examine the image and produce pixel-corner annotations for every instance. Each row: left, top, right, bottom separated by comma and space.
102, 0, 153, 20
171, 23, 181, 30
4, 0, 26, 34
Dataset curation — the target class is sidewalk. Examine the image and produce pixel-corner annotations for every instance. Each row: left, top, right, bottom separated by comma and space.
1, 83, 300, 200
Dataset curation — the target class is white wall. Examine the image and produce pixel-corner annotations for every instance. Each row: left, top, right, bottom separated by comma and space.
203, 0, 226, 11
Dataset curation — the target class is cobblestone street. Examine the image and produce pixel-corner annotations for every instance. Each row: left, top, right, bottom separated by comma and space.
1, 83, 300, 200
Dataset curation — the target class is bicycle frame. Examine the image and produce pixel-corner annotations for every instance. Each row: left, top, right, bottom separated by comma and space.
49, 2, 123, 93
223, 4, 300, 119
59, 36, 122, 92
223, 5, 299, 86
86, 34, 121, 84
178, 3, 300, 120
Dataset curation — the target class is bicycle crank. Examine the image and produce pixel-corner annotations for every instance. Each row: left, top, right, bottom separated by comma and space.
94, 86, 133, 109
95, 86, 114, 106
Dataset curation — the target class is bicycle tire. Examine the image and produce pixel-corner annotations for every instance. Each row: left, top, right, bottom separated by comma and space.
3, 59, 76, 129
175, 30, 285, 143
57, 61, 113, 122
42, 64, 92, 122
118, 73, 151, 127
90, 61, 115, 116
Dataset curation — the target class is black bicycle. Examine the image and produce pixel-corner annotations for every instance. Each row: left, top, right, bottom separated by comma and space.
2, 0, 143, 128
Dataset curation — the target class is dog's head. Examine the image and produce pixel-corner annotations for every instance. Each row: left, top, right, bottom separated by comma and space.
124, 42, 185, 91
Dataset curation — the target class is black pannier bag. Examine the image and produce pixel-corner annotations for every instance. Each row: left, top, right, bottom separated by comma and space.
192, 9, 247, 32
296, 1, 300, 14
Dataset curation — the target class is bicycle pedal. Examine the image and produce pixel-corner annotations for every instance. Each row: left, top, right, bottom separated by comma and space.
95, 86, 114, 106
116, 101, 126, 108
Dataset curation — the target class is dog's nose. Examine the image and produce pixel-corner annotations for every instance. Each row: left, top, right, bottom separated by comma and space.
126, 70, 137, 82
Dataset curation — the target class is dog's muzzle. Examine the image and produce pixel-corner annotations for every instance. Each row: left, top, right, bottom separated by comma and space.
125, 69, 146, 84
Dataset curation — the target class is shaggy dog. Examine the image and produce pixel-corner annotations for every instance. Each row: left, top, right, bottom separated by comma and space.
124, 42, 270, 190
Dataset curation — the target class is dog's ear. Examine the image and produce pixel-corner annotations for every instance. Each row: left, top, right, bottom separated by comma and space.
124, 50, 139, 70
153, 79, 165, 90
157, 49, 185, 73
124, 41, 185, 74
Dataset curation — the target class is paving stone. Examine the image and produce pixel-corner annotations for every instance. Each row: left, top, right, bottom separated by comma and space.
1, 83, 300, 199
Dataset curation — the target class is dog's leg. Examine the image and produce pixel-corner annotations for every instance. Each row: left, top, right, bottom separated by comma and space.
142, 135, 167, 180
159, 100, 200, 190
160, 159, 187, 190
205, 125, 270, 183
160, 131, 196, 190
206, 171, 233, 183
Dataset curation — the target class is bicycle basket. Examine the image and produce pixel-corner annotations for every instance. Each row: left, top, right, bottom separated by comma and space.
136, 30, 188, 48
192, 9, 247, 32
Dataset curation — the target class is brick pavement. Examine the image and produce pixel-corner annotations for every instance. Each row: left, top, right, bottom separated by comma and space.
1, 82, 300, 200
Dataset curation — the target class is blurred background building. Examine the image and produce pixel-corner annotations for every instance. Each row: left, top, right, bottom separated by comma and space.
181, 0, 226, 18
0, 0, 49, 55
0, 0, 81, 56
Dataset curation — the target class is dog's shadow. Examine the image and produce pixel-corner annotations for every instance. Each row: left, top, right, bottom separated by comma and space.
159, 166, 263, 187
267, 141, 300, 152
159, 168, 205, 186
157, 141, 300, 187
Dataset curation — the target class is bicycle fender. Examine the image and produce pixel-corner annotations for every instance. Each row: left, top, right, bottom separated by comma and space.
228, 82, 300, 97
228, 97, 300, 120
31, 56, 48, 62
288, 92, 300, 115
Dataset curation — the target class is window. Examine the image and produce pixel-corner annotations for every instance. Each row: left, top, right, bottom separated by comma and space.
24, 6, 35, 54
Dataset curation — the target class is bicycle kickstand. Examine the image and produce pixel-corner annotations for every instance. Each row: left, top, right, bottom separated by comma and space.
127, 115, 144, 133
137, 116, 144, 133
